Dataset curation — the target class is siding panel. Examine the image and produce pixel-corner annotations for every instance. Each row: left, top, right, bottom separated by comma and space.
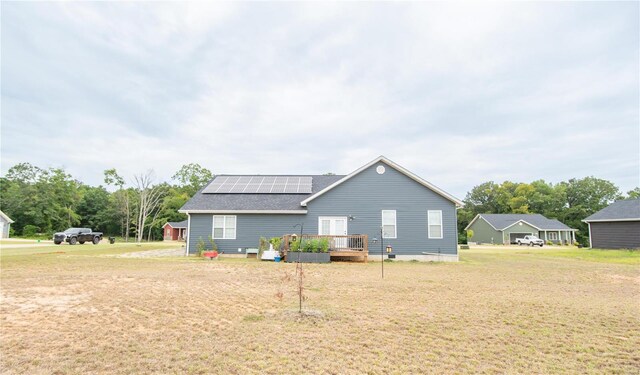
188, 214, 304, 254
467, 217, 501, 244
590, 221, 640, 249
306, 161, 458, 256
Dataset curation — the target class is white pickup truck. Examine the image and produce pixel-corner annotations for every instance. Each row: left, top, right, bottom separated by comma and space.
516, 235, 544, 247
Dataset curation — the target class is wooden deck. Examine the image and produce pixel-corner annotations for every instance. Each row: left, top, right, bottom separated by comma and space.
283, 234, 369, 263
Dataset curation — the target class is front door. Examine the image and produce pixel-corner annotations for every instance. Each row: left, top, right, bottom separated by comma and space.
318, 216, 348, 249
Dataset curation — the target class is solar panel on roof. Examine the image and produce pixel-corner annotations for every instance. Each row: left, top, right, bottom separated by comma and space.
202, 176, 313, 194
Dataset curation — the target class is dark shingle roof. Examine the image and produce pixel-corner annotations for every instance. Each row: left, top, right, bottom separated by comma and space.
167, 220, 188, 228
583, 199, 640, 222
180, 175, 345, 211
480, 214, 574, 230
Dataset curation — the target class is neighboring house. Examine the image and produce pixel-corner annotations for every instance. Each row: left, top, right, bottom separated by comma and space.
163, 220, 188, 241
465, 213, 576, 245
0, 210, 14, 239
179, 156, 463, 261
583, 199, 640, 249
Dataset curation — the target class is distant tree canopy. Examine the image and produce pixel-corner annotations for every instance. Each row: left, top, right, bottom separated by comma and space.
0, 162, 213, 240
458, 177, 632, 245
171, 163, 214, 196
0, 161, 636, 246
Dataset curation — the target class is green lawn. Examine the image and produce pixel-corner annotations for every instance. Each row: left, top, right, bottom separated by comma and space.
1, 243, 638, 374
464, 246, 640, 265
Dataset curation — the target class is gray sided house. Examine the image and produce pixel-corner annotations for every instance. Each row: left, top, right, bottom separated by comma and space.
179, 156, 463, 261
465, 214, 576, 245
0, 210, 14, 238
583, 199, 640, 249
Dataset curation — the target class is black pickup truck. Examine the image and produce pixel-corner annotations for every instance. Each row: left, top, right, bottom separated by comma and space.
53, 228, 103, 245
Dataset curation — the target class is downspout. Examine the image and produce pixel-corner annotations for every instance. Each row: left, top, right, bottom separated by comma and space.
185, 213, 191, 256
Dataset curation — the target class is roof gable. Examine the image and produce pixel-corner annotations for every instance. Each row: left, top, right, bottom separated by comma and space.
583, 199, 640, 222
0, 210, 14, 223
300, 156, 463, 207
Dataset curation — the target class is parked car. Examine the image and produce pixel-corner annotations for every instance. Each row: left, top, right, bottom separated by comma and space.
53, 228, 103, 245
515, 235, 544, 247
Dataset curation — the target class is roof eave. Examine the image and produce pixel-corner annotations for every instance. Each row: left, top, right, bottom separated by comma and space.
0, 210, 14, 223
178, 209, 308, 214
582, 218, 640, 223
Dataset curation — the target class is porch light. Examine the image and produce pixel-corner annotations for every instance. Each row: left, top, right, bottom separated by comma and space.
372, 237, 378, 244
386, 245, 392, 254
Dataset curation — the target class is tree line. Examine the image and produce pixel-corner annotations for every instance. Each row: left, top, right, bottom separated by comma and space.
1, 162, 637, 244
459, 178, 639, 245
0, 162, 212, 241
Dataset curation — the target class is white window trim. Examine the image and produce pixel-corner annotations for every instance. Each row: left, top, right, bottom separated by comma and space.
381, 210, 397, 239
428, 210, 443, 239
212, 215, 237, 239
548, 232, 558, 241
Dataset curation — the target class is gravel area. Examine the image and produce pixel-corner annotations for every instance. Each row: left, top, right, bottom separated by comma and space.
117, 248, 184, 258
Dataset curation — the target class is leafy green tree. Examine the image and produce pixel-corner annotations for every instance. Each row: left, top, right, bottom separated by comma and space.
558, 177, 619, 245
626, 187, 640, 199
1, 164, 82, 234
463, 181, 503, 213
77, 186, 117, 234
104, 169, 133, 241
171, 163, 213, 196
562, 177, 619, 211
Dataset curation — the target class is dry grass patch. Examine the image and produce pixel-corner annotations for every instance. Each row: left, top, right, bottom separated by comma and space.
1, 244, 638, 374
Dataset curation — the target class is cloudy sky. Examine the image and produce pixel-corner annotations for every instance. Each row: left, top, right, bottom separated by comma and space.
2, 2, 638, 198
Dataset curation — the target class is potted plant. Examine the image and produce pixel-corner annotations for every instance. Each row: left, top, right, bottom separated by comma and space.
290, 239, 301, 252
319, 238, 330, 253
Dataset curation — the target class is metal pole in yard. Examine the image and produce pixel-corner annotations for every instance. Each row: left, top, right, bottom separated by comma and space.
381, 227, 384, 279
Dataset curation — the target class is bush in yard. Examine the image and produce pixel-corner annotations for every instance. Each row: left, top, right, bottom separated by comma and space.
458, 231, 467, 244
196, 237, 206, 257
258, 236, 269, 258
208, 236, 218, 252
269, 237, 282, 252
22, 225, 39, 237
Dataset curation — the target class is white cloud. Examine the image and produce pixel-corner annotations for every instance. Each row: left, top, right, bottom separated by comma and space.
1, 2, 638, 198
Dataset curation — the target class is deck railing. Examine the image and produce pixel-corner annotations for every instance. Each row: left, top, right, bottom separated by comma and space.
283, 234, 369, 252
